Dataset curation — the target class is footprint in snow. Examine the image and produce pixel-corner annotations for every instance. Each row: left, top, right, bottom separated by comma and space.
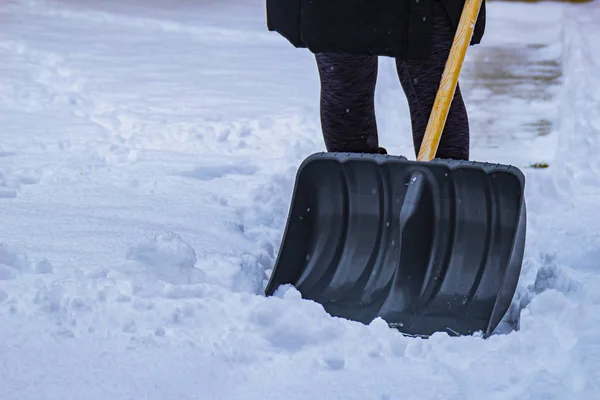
323, 353, 346, 370
178, 163, 258, 181
0, 242, 53, 280
0, 187, 17, 199
0, 168, 42, 199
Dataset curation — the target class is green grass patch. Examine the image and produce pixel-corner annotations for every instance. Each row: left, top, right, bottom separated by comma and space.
530, 162, 550, 169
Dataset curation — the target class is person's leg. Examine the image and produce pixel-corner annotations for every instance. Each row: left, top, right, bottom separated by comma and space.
315, 52, 385, 154
395, 3, 470, 160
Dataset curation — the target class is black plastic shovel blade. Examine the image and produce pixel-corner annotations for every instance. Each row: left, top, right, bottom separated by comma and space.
265, 152, 527, 338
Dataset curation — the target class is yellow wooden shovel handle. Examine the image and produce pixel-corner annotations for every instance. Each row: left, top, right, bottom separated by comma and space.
416, 0, 484, 162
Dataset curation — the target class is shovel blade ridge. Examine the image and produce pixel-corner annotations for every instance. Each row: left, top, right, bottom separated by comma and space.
265, 152, 526, 338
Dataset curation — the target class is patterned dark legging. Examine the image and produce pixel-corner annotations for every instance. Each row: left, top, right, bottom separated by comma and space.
315, 2, 469, 160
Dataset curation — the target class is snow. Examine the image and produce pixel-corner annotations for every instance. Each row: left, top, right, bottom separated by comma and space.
1, 0, 600, 398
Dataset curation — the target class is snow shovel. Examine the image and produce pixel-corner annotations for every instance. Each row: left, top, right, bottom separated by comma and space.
264, 0, 526, 338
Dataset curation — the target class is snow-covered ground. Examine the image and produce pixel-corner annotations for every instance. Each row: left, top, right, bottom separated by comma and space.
1, 0, 600, 398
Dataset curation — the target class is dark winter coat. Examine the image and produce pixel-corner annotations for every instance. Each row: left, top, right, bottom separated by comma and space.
266, 0, 486, 59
